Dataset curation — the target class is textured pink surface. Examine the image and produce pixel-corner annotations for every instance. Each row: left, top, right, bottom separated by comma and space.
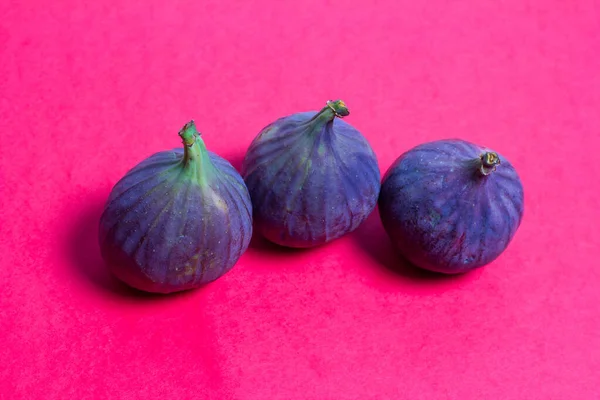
1, 0, 599, 398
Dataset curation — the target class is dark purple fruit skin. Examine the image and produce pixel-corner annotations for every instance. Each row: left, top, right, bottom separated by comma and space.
99, 148, 252, 294
378, 139, 524, 274
242, 109, 381, 248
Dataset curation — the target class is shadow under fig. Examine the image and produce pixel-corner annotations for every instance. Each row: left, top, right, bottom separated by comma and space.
247, 233, 316, 257
64, 192, 196, 301
352, 207, 475, 284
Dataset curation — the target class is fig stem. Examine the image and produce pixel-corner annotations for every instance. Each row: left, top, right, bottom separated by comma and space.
325, 100, 349, 118
179, 120, 198, 147
178, 120, 211, 185
306, 99, 349, 129
479, 151, 501, 175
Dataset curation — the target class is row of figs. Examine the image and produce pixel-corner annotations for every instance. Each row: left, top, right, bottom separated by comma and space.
99, 100, 524, 294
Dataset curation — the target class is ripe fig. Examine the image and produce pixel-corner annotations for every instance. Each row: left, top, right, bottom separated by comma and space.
99, 121, 253, 293
378, 139, 524, 274
242, 100, 381, 248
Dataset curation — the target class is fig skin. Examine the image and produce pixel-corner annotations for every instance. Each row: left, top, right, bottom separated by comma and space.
242, 100, 381, 248
99, 121, 253, 294
378, 139, 524, 274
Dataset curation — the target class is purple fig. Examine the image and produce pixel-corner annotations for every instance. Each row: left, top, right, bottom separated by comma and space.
378, 139, 524, 274
99, 121, 253, 293
241, 100, 381, 248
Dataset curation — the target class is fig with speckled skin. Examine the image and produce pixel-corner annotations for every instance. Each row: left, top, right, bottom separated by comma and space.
242, 100, 381, 248
99, 121, 253, 293
378, 139, 524, 274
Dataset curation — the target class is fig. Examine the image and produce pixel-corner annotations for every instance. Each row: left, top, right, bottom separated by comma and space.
242, 100, 380, 248
378, 139, 524, 274
99, 121, 253, 293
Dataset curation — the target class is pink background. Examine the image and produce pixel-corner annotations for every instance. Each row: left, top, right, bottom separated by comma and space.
1, 0, 599, 398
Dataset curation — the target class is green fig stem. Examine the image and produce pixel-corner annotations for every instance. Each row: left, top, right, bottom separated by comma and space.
179, 120, 198, 147
178, 120, 212, 185
479, 151, 501, 175
325, 100, 349, 118
306, 99, 349, 129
